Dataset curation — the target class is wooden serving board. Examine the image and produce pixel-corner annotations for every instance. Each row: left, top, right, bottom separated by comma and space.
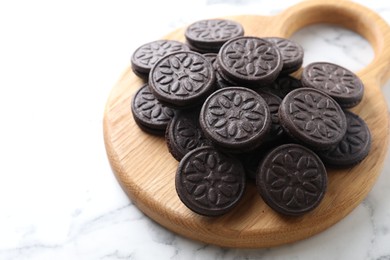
103, 0, 390, 248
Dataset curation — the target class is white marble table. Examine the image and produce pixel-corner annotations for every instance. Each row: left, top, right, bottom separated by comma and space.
0, 0, 389, 259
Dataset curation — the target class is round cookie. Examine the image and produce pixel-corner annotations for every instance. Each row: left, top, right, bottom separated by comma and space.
301, 62, 364, 108
265, 37, 304, 75
199, 87, 271, 153
238, 142, 280, 180
217, 36, 283, 86
255, 90, 284, 142
279, 88, 347, 150
165, 109, 212, 161
131, 40, 189, 78
202, 53, 218, 66
261, 75, 302, 99
317, 110, 371, 167
256, 143, 327, 216
185, 19, 244, 53
149, 51, 216, 108
131, 84, 175, 135
214, 61, 238, 89
175, 146, 246, 216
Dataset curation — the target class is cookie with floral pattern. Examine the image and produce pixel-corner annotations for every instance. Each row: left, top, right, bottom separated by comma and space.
165, 109, 212, 161
265, 37, 304, 75
131, 84, 175, 135
301, 62, 364, 108
199, 87, 271, 153
279, 88, 347, 150
185, 19, 244, 53
149, 51, 216, 108
131, 40, 189, 79
256, 143, 327, 216
317, 110, 371, 167
217, 36, 283, 86
176, 146, 246, 216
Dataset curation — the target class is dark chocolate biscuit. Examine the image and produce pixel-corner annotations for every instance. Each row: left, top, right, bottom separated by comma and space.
166, 109, 212, 161
265, 37, 304, 75
202, 53, 218, 66
256, 143, 327, 216
185, 19, 244, 52
149, 51, 216, 108
199, 87, 271, 153
317, 110, 371, 167
217, 36, 283, 85
255, 90, 284, 142
131, 40, 189, 78
238, 142, 280, 180
301, 62, 364, 108
176, 146, 246, 216
214, 61, 238, 89
131, 84, 175, 135
261, 75, 302, 98
186, 41, 220, 54
279, 88, 347, 150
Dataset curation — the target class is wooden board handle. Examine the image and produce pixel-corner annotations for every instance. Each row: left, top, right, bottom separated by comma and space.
274, 0, 390, 86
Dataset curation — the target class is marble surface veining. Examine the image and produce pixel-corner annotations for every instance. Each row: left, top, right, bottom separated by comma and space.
0, 0, 389, 259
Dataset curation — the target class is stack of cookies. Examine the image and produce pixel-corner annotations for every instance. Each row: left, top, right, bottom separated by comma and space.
130, 18, 371, 217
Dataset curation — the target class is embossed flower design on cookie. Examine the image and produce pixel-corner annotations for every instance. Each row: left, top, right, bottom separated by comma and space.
318, 110, 372, 167
267, 153, 323, 208
176, 116, 211, 151
310, 64, 357, 94
218, 37, 282, 85
209, 92, 262, 140
200, 87, 271, 152
290, 91, 343, 140
154, 53, 209, 95
189, 20, 241, 40
226, 40, 277, 76
279, 88, 347, 150
265, 37, 303, 61
150, 51, 215, 108
186, 19, 244, 43
302, 62, 364, 108
133, 85, 174, 124
256, 144, 327, 216
133, 40, 189, 68
183, 150, 241, 206
176, 146, 246, 216
264, 37, 304, 74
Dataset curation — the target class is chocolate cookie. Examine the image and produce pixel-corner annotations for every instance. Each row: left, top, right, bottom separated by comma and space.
279, 88, 347, 150
256, 143, 327, 216
149, 51, 216, 108
185, 19, 244, 53
202, 53, 217, 66
317, 110, 371, 167
199, 87, 271, 153
238, 142, 279, 180
214, 61, 238, 89
301, 62, 364, 108
261, 75, 302, 98
265, 37, 304, 75
217, 36, 283, 86
131, 84, 175, 135
166, 109, 212, 161
131, 40, 189, 79
255, 90, 284, 142
175, 146, 246, 216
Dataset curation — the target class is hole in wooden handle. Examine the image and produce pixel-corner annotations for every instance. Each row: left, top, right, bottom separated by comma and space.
277, 0, 390, 84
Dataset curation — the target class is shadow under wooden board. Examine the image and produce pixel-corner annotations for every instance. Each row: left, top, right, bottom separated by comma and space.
103, 0, 390, 248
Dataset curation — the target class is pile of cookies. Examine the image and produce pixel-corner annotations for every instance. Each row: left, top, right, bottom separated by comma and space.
130, 19, 371, 217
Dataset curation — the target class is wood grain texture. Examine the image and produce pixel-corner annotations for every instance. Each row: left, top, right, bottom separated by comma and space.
103, 0, 390, 248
